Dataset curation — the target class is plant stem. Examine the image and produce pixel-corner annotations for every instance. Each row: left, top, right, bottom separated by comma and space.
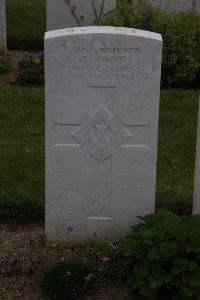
65, 0, 81, 27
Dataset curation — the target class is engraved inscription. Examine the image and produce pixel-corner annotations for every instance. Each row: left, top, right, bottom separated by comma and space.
71, 106, 131, 163
65, 47, 141, 55
64, 45, 141, 82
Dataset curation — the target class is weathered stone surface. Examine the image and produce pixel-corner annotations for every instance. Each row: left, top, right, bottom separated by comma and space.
47, 0, 116, 31
0, 0, 7, 56
45, 27, 162, 243
193, 97, 200, 214
133, 0, 200, 13
71, 105, 132, 163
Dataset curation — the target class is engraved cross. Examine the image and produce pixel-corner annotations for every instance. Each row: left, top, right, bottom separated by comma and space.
54, 86, 150, 220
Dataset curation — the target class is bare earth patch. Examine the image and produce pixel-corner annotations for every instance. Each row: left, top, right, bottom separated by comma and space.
0, 223, 140, 300
0, 51, 23, 85
0, 51, 41, 86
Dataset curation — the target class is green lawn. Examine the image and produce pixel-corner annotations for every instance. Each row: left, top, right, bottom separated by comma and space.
6, 0, 46, 49
0, 87, 44, 219
0, 87, 199, 219
157, 89, 199, 214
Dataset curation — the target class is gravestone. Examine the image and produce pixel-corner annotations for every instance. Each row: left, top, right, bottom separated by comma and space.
133, 0, 200, 13
45, 26, 162, 243
0, 0, 7, 56
193, 96, 200, 214
47, 0, 116, 31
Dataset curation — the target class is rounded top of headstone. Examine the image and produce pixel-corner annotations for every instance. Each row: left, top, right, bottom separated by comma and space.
45, 26, 162, 42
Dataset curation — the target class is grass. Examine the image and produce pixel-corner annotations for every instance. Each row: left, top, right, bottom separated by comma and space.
0, 87, 199, 219
0, 87, 44, 219
157, 89, 199, 214
6, 0, 46, 49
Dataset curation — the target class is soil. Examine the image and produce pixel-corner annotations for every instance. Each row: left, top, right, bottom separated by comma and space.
0, 223, 141, 300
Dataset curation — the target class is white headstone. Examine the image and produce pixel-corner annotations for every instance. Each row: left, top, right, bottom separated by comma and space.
133, 0, 200, 13
45, 26, 162, 243
193, 96, 200, 214
47, 0, 116, 31
0, 0, 7, 56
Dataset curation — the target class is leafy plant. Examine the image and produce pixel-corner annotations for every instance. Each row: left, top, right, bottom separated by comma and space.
161, 10, 200, 88
104, 0, 200, 88
121, 210, 200, 299
86, 236, 126, 280
41, 260, 94, 300
15, 53, 44, 86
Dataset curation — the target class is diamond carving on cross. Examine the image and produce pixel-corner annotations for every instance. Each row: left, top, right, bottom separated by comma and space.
71, 105, 132, 163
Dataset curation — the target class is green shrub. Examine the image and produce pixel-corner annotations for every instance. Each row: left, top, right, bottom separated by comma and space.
121, 210, 200, 299
111, 0, 163, 30
105, 0, 200, 88
0, 57, 10, 74
162, 10, 200, 88
41, 260, 94, 300
15, 53, 44, 86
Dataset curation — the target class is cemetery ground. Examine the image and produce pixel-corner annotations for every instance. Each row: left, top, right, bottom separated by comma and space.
0, 51, 199, 299
0, 223, 136, 299
1, 1, 200, 299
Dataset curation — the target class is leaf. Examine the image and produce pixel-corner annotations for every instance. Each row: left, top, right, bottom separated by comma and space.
171, 258, 197, 274
171, 258, 187, 274
121, 238, 137, 257
185, 244, 193, 253
143, 230, 157, 245
181, 285, 198, 297
148, 245, 161, 260
160, 241, 178, 257
190, 236, 200, 252
134, 262, 149, 278
183, 270, 200, 287
187, 261, 198, 271
138, 284, 156, 298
